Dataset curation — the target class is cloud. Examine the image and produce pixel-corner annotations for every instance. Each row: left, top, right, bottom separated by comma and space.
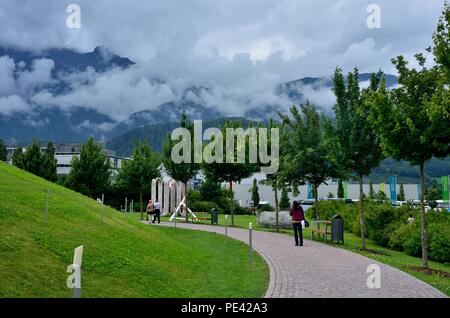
0, 95, 30, 115
0, 0, 445, 124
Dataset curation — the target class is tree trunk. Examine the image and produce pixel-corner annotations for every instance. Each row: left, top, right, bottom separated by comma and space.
420, 163, 429, 268
230, 181, 235, 226
359, 174, 366, 250
185, 181, 189, 222
274, 184, 279, 232
313, 184, 319, 220
140, 191, 143, 221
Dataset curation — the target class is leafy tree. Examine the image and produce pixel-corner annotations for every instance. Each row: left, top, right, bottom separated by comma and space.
12, 146, 24, 168
337, 179, 345, 198
398, 183, 406, 201
250, 178, 260, 211
22, 139, 43, 177
41, 142, 57, 182
430, 2, 450, 151
367, 54, 446, 268
327, 192, 335, 199
426, 186, 440, 209
117, 142, 161, 220
0, 139, 7, 162
331, 68, 385, 250
202, 120, 259, 226
163, 111, 200, 221
68, 138, 111, 198
279, 186, 290, 210
279, 102, 340, 220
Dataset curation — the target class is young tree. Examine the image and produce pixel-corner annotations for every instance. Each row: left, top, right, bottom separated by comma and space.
0, 139, 7, 162
41, 142, 58, 182
279, 102, 340, 220
68, 138, 111, 197
117, 142, 161, 220
332, 68, 385, 250
163, 111, 199, 221
398, 183, 406, 201
367, 54, 445, 268
337, 179, 345, 198
250, 178, 260, 211
279, 186, 290, 210
12, 146, 24, 168
202, 120, 259, 226
22, 139, 43, 177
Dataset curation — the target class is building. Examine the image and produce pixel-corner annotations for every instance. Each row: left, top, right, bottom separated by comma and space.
6, 143, 123, 180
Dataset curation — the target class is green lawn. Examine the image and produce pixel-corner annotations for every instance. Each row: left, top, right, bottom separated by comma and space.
150, 213, 450, 296
0, 162, 268, 298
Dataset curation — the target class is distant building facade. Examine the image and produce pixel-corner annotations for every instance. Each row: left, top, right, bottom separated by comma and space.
6, 143, 123, 180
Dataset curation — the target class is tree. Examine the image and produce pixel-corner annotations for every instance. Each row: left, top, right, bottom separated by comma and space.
250, 178, 260, 211
426, 185, 440, 209
202, 120, 259, 226
279, 186, 290, 210
0, 139, 7, 162
398, 183, 406, 201
23, 139, 43, 177
117, 142, 161, 220
367, 54, 446, 268
163, 111, 199, 221
12, 146, 24, 168
331, 68, 385, 250
41, 142, 57, 182
337, 180, 345, 198
68, 138, 111, 197
279, 102, 340, 220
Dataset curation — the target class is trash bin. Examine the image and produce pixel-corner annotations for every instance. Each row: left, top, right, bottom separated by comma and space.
331, 214, 344, 244
210, 208, 218, 225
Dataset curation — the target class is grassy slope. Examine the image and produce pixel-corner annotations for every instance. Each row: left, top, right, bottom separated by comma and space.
160, 214, 450, 296
0, 162, 268, 298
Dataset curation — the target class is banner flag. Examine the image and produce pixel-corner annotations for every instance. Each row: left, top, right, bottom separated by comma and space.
390, 175, 397, 202
380, 182, 385, 193
441, 176, 449, 201
307, 182, 313, 200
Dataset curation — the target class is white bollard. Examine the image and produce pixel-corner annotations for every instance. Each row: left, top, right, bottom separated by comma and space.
225, 215, 228, 236
248, 222, 253, 264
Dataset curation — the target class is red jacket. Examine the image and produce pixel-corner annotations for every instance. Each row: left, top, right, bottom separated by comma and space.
290, 206, 304, 222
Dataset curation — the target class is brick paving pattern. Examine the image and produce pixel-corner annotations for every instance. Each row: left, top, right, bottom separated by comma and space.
145, 221, 447, 298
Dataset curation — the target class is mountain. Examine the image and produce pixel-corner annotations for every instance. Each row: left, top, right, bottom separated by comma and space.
0, 46, 134, 144
0, 44, 399, 145
106, 117, 264, 156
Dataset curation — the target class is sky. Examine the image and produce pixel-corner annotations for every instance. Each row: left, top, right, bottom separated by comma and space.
0, 0, 445, 121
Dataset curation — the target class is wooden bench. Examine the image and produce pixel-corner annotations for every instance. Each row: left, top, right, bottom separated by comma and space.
191, 212, 211, 223
311, 220, 332, 242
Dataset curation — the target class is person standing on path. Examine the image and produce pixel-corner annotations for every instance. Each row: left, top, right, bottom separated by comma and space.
146, 200, 154, 221
290, 200, 305, 246
153, 200, 161, 224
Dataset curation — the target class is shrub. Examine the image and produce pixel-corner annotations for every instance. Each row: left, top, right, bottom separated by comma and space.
190, 200, 219, 212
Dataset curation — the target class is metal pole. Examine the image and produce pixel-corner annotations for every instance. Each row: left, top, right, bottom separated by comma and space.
249, 222, 253, 265
101, 194, 104, 222
225, 215, 228, 236
125, 197, 128, 213
45, 189, 49, 226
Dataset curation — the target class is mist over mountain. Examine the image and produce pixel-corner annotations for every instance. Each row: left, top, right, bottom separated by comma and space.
0, 45, 398, 146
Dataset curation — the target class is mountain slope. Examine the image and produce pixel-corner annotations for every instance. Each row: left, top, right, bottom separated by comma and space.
0, 162, 268, 297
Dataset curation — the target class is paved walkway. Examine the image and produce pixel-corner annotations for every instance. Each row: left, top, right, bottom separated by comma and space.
144, 221, 447, 298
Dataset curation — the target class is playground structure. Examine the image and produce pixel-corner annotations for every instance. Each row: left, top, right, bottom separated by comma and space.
151, 177, 186, 217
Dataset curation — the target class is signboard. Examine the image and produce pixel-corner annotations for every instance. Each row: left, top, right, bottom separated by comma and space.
390, 175, 397, 202
441, 176, 449, 201
307, 182, 313, 200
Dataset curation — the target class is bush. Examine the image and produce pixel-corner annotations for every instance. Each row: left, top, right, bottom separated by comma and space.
190, 200, 219, 212
259, 203, 275, 212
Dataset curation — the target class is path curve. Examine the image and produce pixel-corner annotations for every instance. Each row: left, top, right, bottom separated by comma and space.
146, 221, 446, 298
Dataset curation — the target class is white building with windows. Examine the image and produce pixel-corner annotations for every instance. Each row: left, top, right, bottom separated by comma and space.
6, 143, 123, 180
